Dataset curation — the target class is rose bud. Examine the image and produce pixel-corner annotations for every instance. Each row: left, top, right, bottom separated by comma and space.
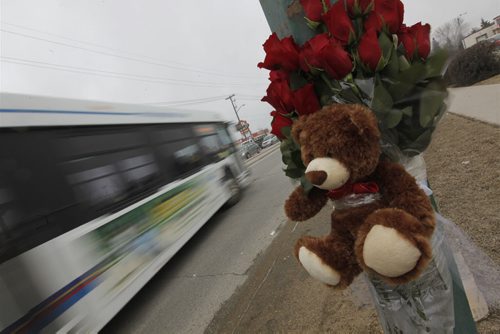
322, 1, 356, 45
411, 22, 431, 59
292, 84, 321, 115
261, 79, 295, 114
364, 0, 404, 34
398, 22, 431, 60
320, 38, 354, 79
258, 33, 300, 71
269, 70, 290, 82
397, 25, 416, 60
270, 111, 293, 139
300, 0, 330, 22
358, 28, 383, 71
299, 33, 330, 72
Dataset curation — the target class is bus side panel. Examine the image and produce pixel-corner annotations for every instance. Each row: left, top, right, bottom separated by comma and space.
0, 164, 229, 333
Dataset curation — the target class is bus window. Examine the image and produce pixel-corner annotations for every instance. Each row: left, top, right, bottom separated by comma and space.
216, 125, 236, 153
55, 128, 146, 159
0, 129, 78, 262
67, 164, 125, 208
59, 131, 162, 212
117, 153, 160, 190
156, 138, 204, 179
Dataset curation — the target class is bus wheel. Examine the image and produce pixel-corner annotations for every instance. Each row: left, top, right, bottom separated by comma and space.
225, 177, 241, 206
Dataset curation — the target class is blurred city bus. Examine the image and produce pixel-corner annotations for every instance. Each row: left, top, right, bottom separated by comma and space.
0, 93, 250, 333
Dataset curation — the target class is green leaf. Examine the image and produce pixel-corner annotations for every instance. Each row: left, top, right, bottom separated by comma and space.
401, 106, 412, 116
291, 150, 305, 169
280, 138, 294, 154
419, 84, 447, 127
398, 55, 411, 71
304, 17, 321, 30
425, 49, 448, 78
285, 167, 303, 179
397, 62, 427, 85
384, 109, 403, 128
281, 149, 292, 164
300, 175, 314, 194
289, 72, 309, 91
403, 129, 433, 155
281, 126, 292, 139
371, 83, 393, 115
433, 103, 447, 126
375, 55, 388, 73
339, 88, 362, 104
387, 80, 414, 102
383, 46, 399, 78
378, 32, 394, 63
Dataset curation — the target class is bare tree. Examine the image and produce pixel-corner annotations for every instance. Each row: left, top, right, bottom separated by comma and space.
434, 16, 469, 52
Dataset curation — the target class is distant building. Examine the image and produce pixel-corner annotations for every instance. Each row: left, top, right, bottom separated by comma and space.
462, 16, 500, 49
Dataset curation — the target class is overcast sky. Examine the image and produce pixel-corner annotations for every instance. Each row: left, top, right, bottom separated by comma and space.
1, 0, 498, 133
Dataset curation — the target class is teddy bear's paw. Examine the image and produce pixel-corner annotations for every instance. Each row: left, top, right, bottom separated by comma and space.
362, 225, 421, 277
298, 246, 341, 286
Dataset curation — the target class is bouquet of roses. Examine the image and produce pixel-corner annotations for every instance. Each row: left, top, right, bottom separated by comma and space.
258, 0, 448, 189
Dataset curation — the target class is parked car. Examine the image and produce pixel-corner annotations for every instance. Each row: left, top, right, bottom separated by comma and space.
261, 134, 279, 148
239, 140, 261, 159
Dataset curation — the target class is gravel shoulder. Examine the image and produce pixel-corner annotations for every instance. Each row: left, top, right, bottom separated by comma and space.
207, 112, 500, 333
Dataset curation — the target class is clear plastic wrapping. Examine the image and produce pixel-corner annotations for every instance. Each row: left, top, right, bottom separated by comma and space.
367, 216, 454, 333
357, 153, 500, 332
368, 153, 455, 333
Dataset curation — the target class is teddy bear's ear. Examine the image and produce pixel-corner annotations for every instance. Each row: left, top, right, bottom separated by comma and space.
347, 105, 380, 139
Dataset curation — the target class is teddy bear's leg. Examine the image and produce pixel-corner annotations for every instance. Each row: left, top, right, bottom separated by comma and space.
355, 208, 433, 285
295, 231, 361, 288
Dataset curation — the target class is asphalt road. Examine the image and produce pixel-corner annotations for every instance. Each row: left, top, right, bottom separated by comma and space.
103, 145, 292, 333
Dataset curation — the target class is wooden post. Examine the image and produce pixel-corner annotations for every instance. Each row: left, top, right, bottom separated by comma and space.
258, 1, 478, 332
259, 0, 315, 45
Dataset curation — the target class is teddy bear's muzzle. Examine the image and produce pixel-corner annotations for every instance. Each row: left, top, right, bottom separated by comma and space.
305, 170, 327, 185
304, 157, 350, 190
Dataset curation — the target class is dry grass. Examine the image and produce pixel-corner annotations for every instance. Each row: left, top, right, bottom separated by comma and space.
425, 113, 500, 333
473, 74, 500, 86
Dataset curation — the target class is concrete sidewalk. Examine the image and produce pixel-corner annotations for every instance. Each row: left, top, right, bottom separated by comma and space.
448, 84, 500, 125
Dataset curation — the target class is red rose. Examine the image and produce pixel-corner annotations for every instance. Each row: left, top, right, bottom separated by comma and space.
300, 0, 329, 22
261, 79, 294, 114
269, 70, 290, 82
358, 28, 383, 71
322, 1, 355, 45
292, 84, 321, 115
299, 33, 330, 72
397, 25, 416, 60
258, 33, 300, 71
345, 0, 374, 17
270, 111, 293, 139
397, 22, 431, 60
300, 34, 353, 78
411, 22, 431, 59
364, 0, 404, 34
320, 39, 354, 79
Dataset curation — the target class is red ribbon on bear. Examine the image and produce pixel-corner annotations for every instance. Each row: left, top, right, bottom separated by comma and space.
327, 181, 379, 200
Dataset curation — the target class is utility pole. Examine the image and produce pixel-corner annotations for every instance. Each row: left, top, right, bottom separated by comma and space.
226, 94, 242, 123
226, 94, 250, 140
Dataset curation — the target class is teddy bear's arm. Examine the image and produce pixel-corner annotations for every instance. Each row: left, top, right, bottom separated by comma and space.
375, 161, 435, 236
285, 186, 328, 221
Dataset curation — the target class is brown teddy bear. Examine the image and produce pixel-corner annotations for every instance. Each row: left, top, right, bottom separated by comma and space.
285, 104, 435, 288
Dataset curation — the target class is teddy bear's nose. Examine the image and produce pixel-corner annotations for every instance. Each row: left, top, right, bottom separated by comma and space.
305, 170, 328, 185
